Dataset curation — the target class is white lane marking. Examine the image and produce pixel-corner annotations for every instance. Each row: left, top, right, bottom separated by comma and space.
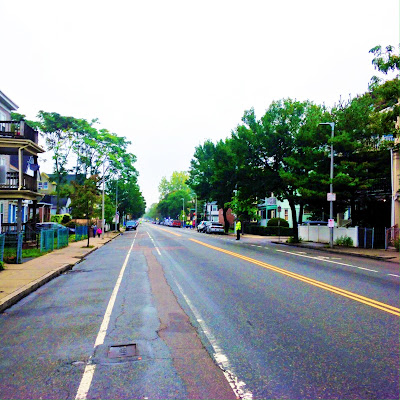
388, 274, 400, 278
147, 232, 162, 255
75, 233, 137, 400
357, 267, 378, 272
171, 278, 253, 400
276, 249, 362, 269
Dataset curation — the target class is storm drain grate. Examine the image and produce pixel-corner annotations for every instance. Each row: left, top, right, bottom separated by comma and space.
108, 344, 138, 359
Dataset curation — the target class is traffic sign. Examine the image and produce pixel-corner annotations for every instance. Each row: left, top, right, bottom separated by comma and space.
327, 193, 336, 201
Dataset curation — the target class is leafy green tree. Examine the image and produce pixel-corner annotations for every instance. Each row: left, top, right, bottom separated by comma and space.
69, 176, 101, 247
369, 45, 399, 139
188, 141, 216, 202
158, 171, 191, 199
34, 111, 83, 212
157, 189, 191, 219
231, 100, 325, 241
329, 94, 391, 227
145, 203, 161, 220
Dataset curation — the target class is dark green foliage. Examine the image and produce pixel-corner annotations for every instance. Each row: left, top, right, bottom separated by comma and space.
267, 218, 289, 227
244, 225, 293, 236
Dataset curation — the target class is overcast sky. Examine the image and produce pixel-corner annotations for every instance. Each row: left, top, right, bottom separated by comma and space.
1, 0, 399, 208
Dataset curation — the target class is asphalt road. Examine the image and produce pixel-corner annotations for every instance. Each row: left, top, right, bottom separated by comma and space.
0, 224, 398, 399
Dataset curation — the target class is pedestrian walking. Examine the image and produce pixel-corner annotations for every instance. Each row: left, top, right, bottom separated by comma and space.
192, 219, 196, 229
236, 220, 242, 240
92, 224, 97, 238
97, 227, 102, 238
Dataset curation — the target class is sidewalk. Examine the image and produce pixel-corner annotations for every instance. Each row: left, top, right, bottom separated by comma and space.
0, 231, 120, 313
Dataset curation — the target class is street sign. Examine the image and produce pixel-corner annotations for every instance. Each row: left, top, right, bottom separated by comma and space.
328, 219, 335, 228
277, 206, 282, 213
327, 193, 336, 201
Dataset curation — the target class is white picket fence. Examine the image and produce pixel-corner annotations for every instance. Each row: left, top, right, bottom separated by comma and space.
299, 225, 359, 247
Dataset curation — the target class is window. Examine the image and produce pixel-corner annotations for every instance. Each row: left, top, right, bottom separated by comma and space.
43, 182, 48, 190
284, 209, 289, 221
212, 205, 218, 212
0, 110, 6, 132
38, 182, 43, 190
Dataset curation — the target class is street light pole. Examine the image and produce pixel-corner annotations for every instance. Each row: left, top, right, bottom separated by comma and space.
181, 198, 184, 227
195, 195, 197, 228
319, 122, 335, 248
115, 178, 118, 232
102, 160, 105, 239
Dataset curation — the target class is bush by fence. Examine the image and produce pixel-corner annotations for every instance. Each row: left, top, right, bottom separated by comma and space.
244, 225, 293, 236
267, 218, 289, 227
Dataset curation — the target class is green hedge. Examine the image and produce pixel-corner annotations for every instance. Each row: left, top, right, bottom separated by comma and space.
267, 217, 289, 227
244, 225, 293, 236
51, 214, 72, 224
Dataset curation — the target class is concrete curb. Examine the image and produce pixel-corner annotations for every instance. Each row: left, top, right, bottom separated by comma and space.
272, 241, 399, 263
0, 263, 72, 313
0, 233, 120, 313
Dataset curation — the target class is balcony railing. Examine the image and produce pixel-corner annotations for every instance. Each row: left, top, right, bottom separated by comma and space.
1, 222, 38, 243
0, 121, 39, 144
0, 171, 37, 192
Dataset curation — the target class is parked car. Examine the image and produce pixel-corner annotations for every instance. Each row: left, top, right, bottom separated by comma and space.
172, 220, 181, 227
36, 222, 74, 235
206, 222, 225, 234
197, 221, 208, 232
125, 220, 138, 231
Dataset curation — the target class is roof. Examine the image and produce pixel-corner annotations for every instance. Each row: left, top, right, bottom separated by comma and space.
47, 174, 86, 185
41, 194, 69, 208
0, 90, 18, 112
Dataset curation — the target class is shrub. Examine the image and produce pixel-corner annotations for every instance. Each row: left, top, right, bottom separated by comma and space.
50, 214, 71, 224
244, 224, 293, 236
61, 214, 72, 224
0, 261, 3, 270
394, 239, 399, 250
335, 236, 354, 247
267, 217, 289, 227
287, 236, 302, 243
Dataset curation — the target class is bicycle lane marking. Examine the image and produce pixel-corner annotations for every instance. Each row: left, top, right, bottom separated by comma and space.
75, 232, 137, 400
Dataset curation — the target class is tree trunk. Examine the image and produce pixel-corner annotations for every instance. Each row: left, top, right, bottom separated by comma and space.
289, 199, 298, 242
222, 207, 229, 233
86, 203, 90, 247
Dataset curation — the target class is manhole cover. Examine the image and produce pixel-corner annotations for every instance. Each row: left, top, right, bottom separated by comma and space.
108, 344, 138, 359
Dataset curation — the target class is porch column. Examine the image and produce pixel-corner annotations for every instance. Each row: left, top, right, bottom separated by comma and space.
18, 148, 23, 190
17, 199, 23, 232
32, 200, 37, 224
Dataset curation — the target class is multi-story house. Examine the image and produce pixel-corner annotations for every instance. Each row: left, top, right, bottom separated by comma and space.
0, 90, 44, 238
257, 195, 312, 228
203, 201, 219, 222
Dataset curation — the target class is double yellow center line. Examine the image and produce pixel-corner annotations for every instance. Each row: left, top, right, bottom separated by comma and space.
189, 238, 400, 317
